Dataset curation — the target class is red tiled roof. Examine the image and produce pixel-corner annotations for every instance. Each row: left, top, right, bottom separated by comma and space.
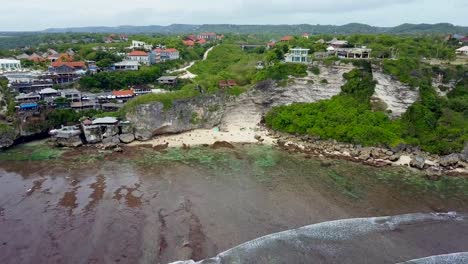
267, 41, 276, 47
51, 61, 86, 68
197, 38, 207, 44
165, 48, 178, 53
186, 35, 196, 41
112, 90, 134, 97
227, 80, 237, 86
219, 80, 228, 87
280, 36, 294, 41
128, 50, 148, 56
183, 40, 195, 46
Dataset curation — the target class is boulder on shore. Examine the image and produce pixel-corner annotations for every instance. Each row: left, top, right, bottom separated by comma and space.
55, 136, 83, 148
410, 155, 426, 169
0, 125, 16, 149
119, 133, 135, 144
439, 153, 460, 167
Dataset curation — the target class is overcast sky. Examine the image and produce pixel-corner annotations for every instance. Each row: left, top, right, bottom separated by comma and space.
1, 0, 467, 31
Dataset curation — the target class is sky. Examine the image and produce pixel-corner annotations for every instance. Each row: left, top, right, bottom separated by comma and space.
1, 0, 467, 31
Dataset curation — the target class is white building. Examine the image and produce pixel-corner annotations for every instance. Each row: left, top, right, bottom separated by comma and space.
456, 46, 468, 55
127, 51, 151, 65
129, 40, 152, 51
113, 60, 140, 71
0, 59, 22, 71
285, 48, 311, 64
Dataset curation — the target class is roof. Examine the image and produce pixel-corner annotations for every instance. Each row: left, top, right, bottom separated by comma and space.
114, 60, 139, 66
227, 80, 237, 86
39, 88, 58, 94
460, 37, 468, 42
20, 103, 38, 109
280, 36, 294, 41
112, 90, 134, 97
16, 93, 40, 99
51, 61, 86, 68
92, 117, 119, 125
183, 40, 195, 46
158, 76, 178, 81
0, 59, 20, 64
329, 40, 348, 45
197, 39, 207, 44
128, 50, 148, 56
457, 46, 468, 52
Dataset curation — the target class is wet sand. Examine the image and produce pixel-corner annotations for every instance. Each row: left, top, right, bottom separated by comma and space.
0, 145, 467, 263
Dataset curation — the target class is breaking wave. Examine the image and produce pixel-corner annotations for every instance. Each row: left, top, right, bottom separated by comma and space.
170, 212, 468, 264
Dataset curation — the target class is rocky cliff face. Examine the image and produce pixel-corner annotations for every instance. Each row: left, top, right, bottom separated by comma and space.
372, 71, 419, 118
126, 95, 226, 141
0, 125, 16, 149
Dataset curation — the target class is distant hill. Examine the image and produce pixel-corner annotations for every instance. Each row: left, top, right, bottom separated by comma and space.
43, 23, 468, 35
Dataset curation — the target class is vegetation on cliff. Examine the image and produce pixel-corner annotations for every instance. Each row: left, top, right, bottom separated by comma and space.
266, 62, 468, 154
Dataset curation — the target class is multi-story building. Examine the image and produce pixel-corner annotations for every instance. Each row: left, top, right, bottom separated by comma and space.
285, 48, 311, 64
0, 59, 21, 71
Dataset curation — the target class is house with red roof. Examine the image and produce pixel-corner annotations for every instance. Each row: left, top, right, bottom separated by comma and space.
112, 90, 135, 102
197, 38, 207, 45
183, 40, 195, 47
280, 36, 294, 42
127, 50, 151, 65
153, 48, 180, 61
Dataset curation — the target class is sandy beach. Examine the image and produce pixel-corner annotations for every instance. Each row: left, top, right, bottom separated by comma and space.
130, 126, 275, 148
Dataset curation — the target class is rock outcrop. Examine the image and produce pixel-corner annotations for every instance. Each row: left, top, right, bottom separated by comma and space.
0, 124, 17, 149
126, 95, 225, 141
54, 135, 83, 148
372, 71, 419, 118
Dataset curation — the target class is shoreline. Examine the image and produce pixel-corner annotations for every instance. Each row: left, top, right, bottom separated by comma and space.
128, 126, 468, 177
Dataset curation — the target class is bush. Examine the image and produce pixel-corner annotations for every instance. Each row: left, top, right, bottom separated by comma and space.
255, 63, 307, 81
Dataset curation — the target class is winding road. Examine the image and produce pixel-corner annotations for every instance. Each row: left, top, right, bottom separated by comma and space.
168, 46, 216, 79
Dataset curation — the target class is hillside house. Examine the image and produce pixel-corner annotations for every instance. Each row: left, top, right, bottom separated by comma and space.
183, 40, 195, 47
328, 39, 348, 48
61, 89, 82, 102
285, 48, 310, 64
157, 76, 178, 86
10, 80, 54, 94
112, 90, 135, 102
219, 80, 237, 88
48, 61, 86, 84
39, 88, 60, 99
197, 32, 217, 41
113, 60, 140, 71
153, 48, 180, 61
15, 93, 41, 103
280, 36, 294, 42
127, 51, 151, 65
456, 46, 468, 55
0, 59, 21, 71
130, 40, 152, 51
302, 33, 310, 39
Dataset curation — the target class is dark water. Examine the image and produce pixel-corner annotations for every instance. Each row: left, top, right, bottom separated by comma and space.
0, 143, 467, 263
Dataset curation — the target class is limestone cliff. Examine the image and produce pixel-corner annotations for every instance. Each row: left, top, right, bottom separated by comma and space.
126, 95, 226, 141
